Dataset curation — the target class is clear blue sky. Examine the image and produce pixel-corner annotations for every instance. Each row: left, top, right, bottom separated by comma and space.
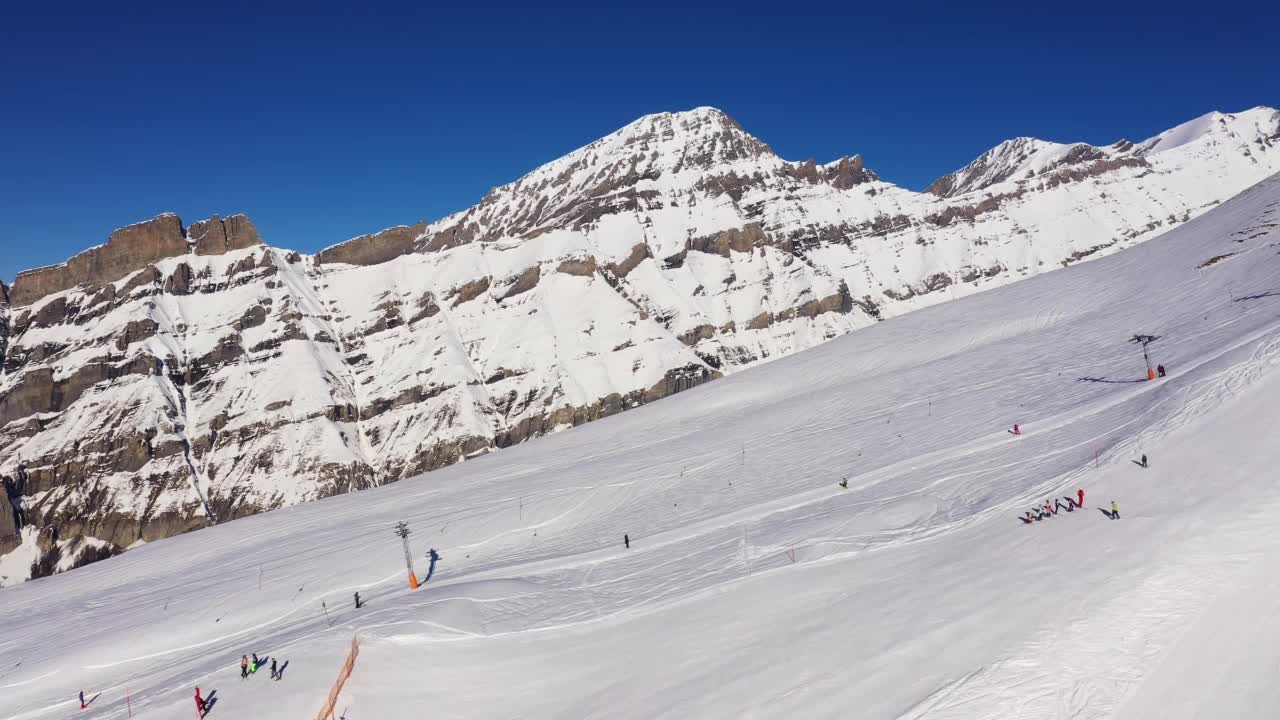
2, 1, 1276, 282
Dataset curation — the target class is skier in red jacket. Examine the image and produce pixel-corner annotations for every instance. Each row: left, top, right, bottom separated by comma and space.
1077, 489, 1085, 508
195, 687, 206, 717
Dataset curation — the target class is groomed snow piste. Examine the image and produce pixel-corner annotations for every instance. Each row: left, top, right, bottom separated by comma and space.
3, 172, 1280, 719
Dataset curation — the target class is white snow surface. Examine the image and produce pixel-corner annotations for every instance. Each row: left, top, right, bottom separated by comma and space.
2, 169, 1280, 718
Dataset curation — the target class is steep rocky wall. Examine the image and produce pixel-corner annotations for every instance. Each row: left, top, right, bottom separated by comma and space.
0, 288, 13, 554
8, 213, 264, 307
188, 214, 264, 256
0, 282, 8, 373
9, 214, 187, 306
0, 238, 334, 572
317, 223, 426, 266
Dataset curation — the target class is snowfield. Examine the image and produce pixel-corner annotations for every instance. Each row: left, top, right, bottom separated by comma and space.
3, 172, 1280, 719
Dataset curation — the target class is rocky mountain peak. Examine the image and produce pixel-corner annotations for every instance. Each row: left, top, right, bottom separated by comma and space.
347, 107, 791, 260
928, 107, 1280, 199
319, 107, 868, 268
926, 137, 1089, 198
599, 106, 776, 168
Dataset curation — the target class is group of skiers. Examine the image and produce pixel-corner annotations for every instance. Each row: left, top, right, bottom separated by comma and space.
238, 652, 285, 681
1023, 489, 1087, 522
1021, 488, 1121, 523
1009, 413, 1150, 524
1018, 486, 1121, 520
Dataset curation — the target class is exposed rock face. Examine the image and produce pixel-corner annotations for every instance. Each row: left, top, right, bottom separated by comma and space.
0, 240, 378, 573
189, 214, 263, 256
0, 288, 14, 553
316, 222, 426, 267
500, 266, 541, 300
8, 213, 265, 307
4, 105, 1280, 584
556, 256, 597, 276
0, 283, 8, 373
10, 215, 183, 306
0, 487, 17, 554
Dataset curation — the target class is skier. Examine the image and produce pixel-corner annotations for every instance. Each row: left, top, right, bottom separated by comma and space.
240, 654, 249, 679
1157, 364, 1166, 378
1077, 489, 1085, 509
1110, 500, 1120, 520
251, 653, 260, 674
428, 548, 439, 563
1141, 454, 1148, 468
270, 659, 278, 680
624, 534, 630, 549
1045, 499, 1055, 516
354, 591, 363, 609
79, 691, 86, 710
838, 479, 848, 489
1012, 423, 1022, 435
195, 687, 205, 718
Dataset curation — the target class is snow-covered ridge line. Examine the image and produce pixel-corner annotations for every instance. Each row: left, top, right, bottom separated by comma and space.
928, 106, 1280, 198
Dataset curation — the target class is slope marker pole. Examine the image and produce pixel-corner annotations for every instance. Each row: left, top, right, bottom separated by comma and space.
395, 522, 419, 589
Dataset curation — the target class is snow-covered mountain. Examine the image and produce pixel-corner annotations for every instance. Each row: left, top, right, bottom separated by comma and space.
4, 164, 1280, 720
2, 106, 1278, 582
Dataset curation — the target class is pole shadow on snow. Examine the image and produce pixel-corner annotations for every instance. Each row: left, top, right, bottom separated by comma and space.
1234, 290, 1279, 302
1077, 376, 1147, 384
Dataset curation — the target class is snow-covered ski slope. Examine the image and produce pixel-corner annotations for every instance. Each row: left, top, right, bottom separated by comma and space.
4, 173, 1280, 719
